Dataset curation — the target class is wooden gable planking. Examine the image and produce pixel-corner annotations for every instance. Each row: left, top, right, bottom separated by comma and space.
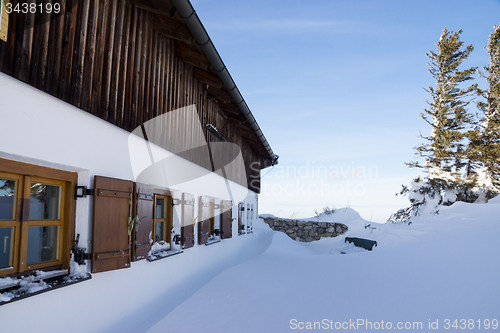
0, 0, 271, 193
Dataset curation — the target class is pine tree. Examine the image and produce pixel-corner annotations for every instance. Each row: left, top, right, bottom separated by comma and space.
471, 24, 500, 189
408, 27, 478, 181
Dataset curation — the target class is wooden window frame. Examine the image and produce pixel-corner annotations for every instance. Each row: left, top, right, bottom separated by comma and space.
0, 158, 77, 277
0, 171, 22, 276
21, 176, 66, 272
152, 192, 173, 250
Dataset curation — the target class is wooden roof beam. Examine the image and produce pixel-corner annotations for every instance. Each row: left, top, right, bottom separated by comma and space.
241, 135, 268, 156
225, 112, 246, 124
176, 41, 211, 70
131, 0, 176, 18
154, 16, 193, 44
194, 67, 222, 88
207, 85, 232, 104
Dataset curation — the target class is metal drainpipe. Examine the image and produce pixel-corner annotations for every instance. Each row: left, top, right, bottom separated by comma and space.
171, 0, 279, 167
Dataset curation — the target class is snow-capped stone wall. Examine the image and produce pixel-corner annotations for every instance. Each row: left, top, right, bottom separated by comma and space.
262, 217, 348, 242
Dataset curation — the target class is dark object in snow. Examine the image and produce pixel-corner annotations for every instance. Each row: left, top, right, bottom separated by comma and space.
345, 237, 377, 251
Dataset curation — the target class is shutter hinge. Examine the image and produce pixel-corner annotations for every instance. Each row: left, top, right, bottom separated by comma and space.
75, 185, 94, 199
173, 234, 181, 244
72, 234, 92, 265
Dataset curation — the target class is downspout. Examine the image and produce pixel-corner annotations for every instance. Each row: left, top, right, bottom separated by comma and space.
171, 0, 279, 167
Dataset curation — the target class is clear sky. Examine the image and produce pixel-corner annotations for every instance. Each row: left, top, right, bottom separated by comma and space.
190, 0, 500, 222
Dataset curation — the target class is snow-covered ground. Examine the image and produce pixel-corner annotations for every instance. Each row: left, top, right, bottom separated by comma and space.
1, 198, 499, 332
144, 199, 500, 333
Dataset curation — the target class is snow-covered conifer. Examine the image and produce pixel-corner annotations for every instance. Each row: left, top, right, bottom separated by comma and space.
471, 24, 500, 189
408, 28, 477, 177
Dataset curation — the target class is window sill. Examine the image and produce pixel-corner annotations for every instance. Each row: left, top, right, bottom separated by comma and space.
205, 238, 221, 246
0, 270, 92, 306
147, 249, 183, 262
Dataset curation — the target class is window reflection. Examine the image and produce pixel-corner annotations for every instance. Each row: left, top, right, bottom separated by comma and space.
27, 226, 59, 264
155, 198, 165, 219
0, 179, 16, 220
155, 222, 165, 242
30, 183, 61, 220
0, 228, 13, 269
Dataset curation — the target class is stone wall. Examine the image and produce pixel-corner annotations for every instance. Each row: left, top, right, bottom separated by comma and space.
262, 217, 348, 242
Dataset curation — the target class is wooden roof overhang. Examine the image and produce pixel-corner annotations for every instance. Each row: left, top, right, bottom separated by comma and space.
132, 0, 277, 168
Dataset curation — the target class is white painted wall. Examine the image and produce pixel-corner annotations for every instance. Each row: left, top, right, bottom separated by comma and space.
0, 72, 258, 272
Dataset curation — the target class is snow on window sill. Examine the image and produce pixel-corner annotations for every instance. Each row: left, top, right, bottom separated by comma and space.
147, 249, 183, 262
0, 269, 91, 306
205, 238, 221, 246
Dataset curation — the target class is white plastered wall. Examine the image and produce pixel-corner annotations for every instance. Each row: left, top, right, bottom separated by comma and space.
0, 72, 258, 271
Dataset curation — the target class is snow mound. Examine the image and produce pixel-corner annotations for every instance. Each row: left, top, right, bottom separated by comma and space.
265, 232, 317, 256
305, 207, 362, 223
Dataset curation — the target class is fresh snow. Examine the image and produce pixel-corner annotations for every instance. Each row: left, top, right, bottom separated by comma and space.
1, 199, 499, 332
145, 200, 500, 332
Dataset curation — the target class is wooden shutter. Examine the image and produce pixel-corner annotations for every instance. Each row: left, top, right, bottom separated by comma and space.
238, 202, 244, 234
250, 204, 254, 230
0, 0, 8, 42
209, 198, 216, 236
92, 176, 133, 273
181, 193, 194, 248
131, 183, 153, 261
198, 196, 210, 245
221, 200, 232, 239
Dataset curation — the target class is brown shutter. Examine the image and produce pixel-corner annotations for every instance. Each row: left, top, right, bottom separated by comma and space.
92, 176, 133, 273
238, 202, 244, 234
181, 193, 194, 248
221, 200, 232, 239
209, 198, 216, 236
131, 183, 153, 261
197, 196, 210, 245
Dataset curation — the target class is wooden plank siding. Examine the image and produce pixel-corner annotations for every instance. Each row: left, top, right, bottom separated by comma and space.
0, 0, 269, 193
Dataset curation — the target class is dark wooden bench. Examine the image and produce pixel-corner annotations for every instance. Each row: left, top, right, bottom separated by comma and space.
345, 237, 377, 251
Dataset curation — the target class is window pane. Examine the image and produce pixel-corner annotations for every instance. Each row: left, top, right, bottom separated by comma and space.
0, 228, 14, 269
155, 198, 165, 219
155, 222, 165, 242
0, 179, 16, 220
27, 226, 59, 264
30, 183, 61, 220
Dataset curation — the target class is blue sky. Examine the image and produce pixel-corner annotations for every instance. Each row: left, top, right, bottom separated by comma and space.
190, 0, 500, 222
